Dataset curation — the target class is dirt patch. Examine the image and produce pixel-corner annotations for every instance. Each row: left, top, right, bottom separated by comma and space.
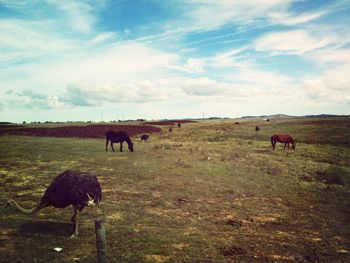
0, 125, 161, 138
226, 219, 243, 228
220, 245, 247, 256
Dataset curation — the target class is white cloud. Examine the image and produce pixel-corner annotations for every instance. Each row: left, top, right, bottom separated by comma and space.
183, 0, 291, 31
89, 32, 118, 44
0, 20, 74, 59
302, 45, 350, 104
232, 67, 293, 87
181, 77, 266, 98
268, 11, 324, 25
48, 0, 98, 33
30, 42, 180, 87
60, 81, 168, 106
183, 58, 205, 74
168, 58, 205, 74
0, 0, 109, 64
2, 90, 64, 110
309, 48, 350, 64
302, 77, 350, 104
182, 77, 226, 96
255, 30, 333, 55
303, 79, 329, 100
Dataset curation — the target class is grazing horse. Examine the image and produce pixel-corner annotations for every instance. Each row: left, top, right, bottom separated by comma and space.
105, 130, 134, 152
177, 123, 181, 128
255, 126, 260, 132
141, 134, 149, 142
271, 134, 296, 151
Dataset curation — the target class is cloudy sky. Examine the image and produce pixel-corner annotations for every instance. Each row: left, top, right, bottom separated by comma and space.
0, 0, 349, 122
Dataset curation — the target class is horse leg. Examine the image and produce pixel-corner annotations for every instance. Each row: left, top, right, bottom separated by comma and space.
105, 138, 109, 151
111, 142, 115, 152
120, 142, 123, 152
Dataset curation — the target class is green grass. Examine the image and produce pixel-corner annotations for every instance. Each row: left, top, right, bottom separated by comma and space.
0, 118, 349, 262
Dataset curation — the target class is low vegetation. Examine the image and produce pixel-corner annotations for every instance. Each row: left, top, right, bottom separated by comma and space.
0, 117, 349, 262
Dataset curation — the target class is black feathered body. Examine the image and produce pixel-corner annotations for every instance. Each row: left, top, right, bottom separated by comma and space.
41, 170, 102, 209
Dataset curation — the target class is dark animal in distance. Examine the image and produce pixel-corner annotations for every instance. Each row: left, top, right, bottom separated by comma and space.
105, 130, 134, 152
141, 134, 149, 142
235, 122, 240, 125
169, 128, 172, 132
5, 170, 102, 238
271, 134, 296, 151
177, 123, 181, 128
255, 126, 260, 132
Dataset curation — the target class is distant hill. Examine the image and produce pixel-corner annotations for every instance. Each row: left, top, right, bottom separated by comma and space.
240, 114, 349, 119
0, 122, 14, 125
303, 114, 349, 118
241, 114, 293, 119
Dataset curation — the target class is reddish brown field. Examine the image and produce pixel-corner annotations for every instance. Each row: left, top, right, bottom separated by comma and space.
0, 124, 161, 138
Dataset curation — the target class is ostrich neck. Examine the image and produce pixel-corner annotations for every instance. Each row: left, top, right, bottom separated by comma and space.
7, 199, 43, 214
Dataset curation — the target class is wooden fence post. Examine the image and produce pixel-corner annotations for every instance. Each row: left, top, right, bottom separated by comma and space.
95, 218, 108, 263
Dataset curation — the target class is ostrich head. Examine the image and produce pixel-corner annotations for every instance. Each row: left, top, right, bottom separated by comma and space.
86, 193, 95, 206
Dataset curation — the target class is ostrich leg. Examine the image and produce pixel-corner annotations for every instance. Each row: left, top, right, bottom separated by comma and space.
70, 206, 80, 238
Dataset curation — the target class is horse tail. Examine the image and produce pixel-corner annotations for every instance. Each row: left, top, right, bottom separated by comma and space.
105, 137, 109, 151
270, 135, 275, 145
291, 138, 296, 150
271, 135, 276, 150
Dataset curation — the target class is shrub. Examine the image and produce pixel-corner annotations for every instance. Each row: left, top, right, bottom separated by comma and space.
316, 166, 348, 186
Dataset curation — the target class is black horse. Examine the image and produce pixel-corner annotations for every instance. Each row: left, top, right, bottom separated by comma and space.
105, 131, 134, 152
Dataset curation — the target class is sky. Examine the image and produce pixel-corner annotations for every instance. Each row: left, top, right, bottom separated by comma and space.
0, 0, 349, 123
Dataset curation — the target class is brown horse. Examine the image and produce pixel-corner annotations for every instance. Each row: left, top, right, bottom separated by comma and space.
271, 134, 296, 151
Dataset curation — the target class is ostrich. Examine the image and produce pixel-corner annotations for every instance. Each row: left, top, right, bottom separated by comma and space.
5, 170, 102, 238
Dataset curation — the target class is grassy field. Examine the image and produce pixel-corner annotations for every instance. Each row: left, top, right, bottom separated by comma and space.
0, 117, 349, 262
